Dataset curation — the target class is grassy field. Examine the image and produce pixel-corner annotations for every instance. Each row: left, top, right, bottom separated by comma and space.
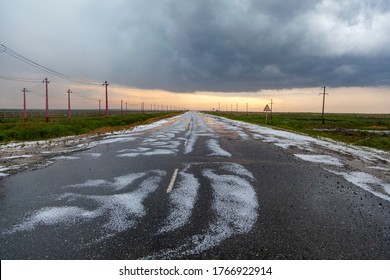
209, 112, 390, 151
0, 112, 180, 143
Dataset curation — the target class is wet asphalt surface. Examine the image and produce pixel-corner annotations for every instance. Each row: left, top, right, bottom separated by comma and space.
0, 112, 389, 259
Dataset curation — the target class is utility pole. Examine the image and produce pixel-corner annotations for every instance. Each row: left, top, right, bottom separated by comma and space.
103, 81, 109, 118
22, 88, 28, 122
67, 89, 72, 121
270, 99, 273, 120
320, 86, 328, 124
121, 100, 123, 117
99, 99, 101, 115
246, 103, 248, 116
43, 78, 50, 123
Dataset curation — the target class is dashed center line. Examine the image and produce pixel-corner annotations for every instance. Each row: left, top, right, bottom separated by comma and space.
184, 139, 188, 146
167, 168, 179, 193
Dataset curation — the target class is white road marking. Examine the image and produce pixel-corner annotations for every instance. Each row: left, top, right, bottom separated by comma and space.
184, 139, 188, 146
167, 168, 179, 193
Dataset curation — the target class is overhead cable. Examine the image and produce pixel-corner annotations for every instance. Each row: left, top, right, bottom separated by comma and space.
0, 44, 101, 86
0, 75, 42, 83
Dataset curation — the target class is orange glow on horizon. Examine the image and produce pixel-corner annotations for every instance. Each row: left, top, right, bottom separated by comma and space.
4, 82, 390, 114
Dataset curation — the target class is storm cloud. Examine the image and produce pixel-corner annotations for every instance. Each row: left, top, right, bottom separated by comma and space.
1, 0, 390, 92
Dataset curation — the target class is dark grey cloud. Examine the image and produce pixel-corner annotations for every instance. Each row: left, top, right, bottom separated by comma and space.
1, 0, 390, 92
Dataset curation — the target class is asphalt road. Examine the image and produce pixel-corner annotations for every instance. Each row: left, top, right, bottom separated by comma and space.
1, 112, 389, 259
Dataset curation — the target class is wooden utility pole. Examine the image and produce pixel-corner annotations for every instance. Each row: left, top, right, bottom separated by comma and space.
43, 78, 50, 123
103, 81, 109, 118
22, 88, 28, 122
320, 86, 328, 124
270, 99, 273, 120
67, 89, 72, 121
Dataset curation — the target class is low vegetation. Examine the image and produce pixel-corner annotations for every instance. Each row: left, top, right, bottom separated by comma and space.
209, 112, 390, 151
0, 112, 181, 143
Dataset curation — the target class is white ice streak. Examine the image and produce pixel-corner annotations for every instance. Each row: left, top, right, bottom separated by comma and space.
117, 149, 175, 158
52, 156, 80, 160
78, 171, 165, 234
207, 139, 232, 157
67, 179, 107, 188
76, 118, 171, 149
368, 166, 390, 171
0, 166, 9, 176
214, 115, 390, 163
116, 131, 182, 158
220, 162, 255, 180
6, 170, 166, 239
87, 153, 102, 158
183, 112, 215, 155
187, 168, 257, 254
294, 154, 344, 167
210, 114, 390, 201
327, 170, 390, 201
117, 147, 150, 153
214, 117, 250, 140
0, 166, 9, 171
101, 119, 169, 136
66, 172, 146, 191
145, 163, 258, 259
3, 206, 98, 234
158, 172, 200, 234
150, 164, 258, 259
130, 119, 168, 132
93, 136, 137, 145
214, 114, 390, 163
3, 155, 33, 160
184, 133, 198, 154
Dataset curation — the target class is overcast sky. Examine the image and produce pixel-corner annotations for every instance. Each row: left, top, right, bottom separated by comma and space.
1, 0, 390, 111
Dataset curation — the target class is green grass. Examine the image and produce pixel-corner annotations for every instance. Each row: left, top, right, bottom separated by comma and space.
0, 112, 180, 143
208, 112, 390, 151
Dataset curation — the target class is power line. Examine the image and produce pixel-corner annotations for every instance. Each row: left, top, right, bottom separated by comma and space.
0, 75, 42, 83
28, 88, 45, 98
27, 83, 45, 92
0, 44, 101, 86
72, 92, 99, 102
